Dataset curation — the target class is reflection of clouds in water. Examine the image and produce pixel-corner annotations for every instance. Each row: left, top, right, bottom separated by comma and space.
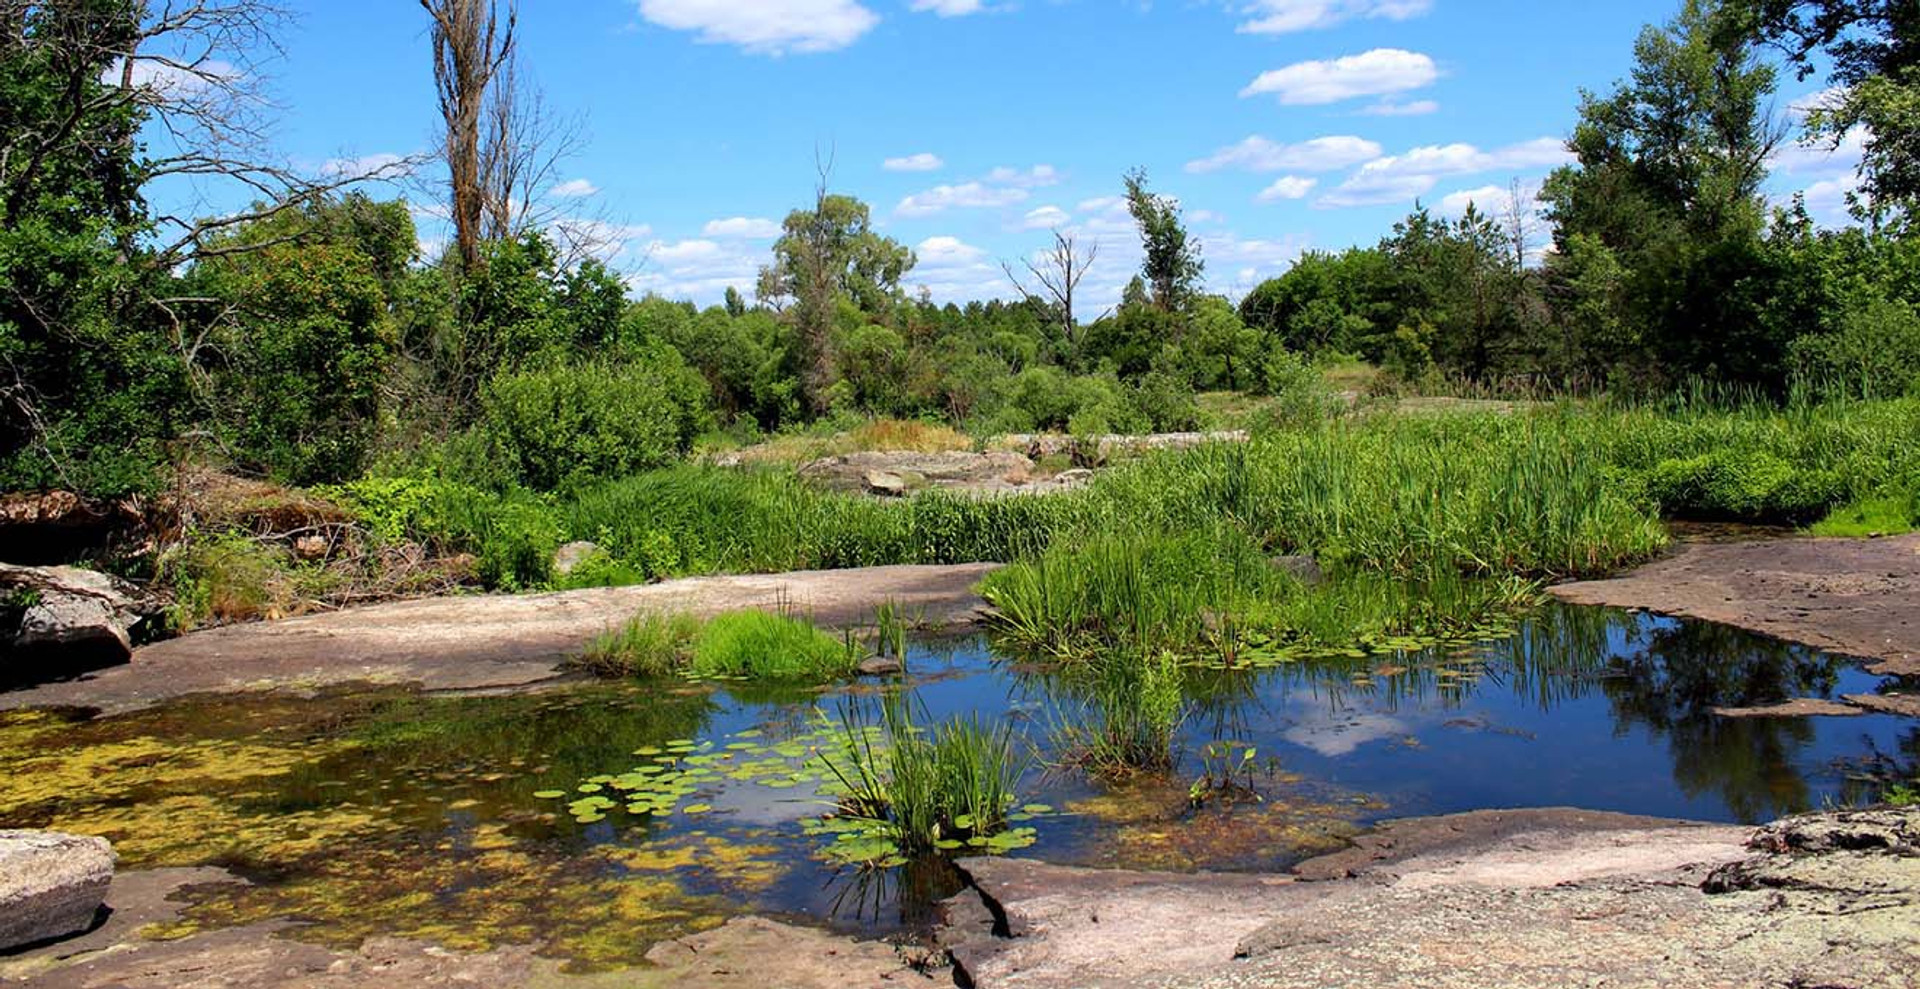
701, 778, 825, 826
1281, 704, 1407, 757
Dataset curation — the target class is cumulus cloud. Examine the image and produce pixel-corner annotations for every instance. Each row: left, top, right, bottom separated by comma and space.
1316, 137, 1570, 208
1241, 48, 1438, 106
635, 0, 878, 55
549, 178, 599, 198
911, 0, 986, 13
702, 216, 782, 238
883, 152, 945, 172
1771, 125, 1867, 178
1257, 176, 1317, 202
320, 152, 410, 179
1020, 205, 1071, 229
1362, 98, 1440, 116
909, 235, 1011, 302
1233, 0, 1432, 35
916, 235, 987, 265
1186, 135, 1382, 173
895, 181, 1028, 217
893, 165, 1056, 217
987, 164, 1061, 187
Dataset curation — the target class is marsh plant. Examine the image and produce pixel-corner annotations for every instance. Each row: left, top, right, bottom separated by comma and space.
813, 695, 1035, 864
578, 608, 862, 681
982, 525, 1546, 668
1052, 649, 1187, 779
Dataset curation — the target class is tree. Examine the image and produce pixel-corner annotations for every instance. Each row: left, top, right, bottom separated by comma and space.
1724, 0, 1920, 217
422, 0, 516, 275
1, 0, 403, 494
1541, 0, 1787, 384
1001, 229, 1098, 348
757, 184, 914, 413
1122, 169, 1203, 312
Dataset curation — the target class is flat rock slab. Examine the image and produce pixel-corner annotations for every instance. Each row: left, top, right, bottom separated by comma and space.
0, 830, 114, 952
943, 807, 1920, 989
1551, 532, 1920, 678
0, 563, 998, 715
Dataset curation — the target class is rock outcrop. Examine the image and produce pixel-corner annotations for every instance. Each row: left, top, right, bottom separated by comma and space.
939, 805, 1920, 989
0, 830, 114, 950
1, 563, 165, 669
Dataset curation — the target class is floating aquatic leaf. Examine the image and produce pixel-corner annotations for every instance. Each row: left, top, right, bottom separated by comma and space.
532, 790, 566, 799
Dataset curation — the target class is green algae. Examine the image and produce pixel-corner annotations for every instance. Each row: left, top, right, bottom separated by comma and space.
0, 683, 801, 971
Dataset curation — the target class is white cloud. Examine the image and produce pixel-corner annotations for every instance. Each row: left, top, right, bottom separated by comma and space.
895, 181, 1029, 217
911, 0, 986, 14
701, 216, 782, 238
320, 152, 409, 178
987, 164, 1061, 187
1020, 205, 1071, 229
1316, 137, 1571, 208
1799, 171, 1864, 223
916, 235, 987, 265
1186, 135, 1382, 173
1771, 125, 1867, 178
549, 178, 599, 198
113, 57, 241, 95
635, 0, 878, 55
1362, 98, 1440, 116
1241, 48, 1438, 106
883, 152, 946, 172
1233, 0, 1432, 35
1257, 176, 1317, 202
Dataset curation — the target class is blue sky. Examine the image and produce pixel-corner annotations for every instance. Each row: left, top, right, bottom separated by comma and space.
158, 0, 1863, 311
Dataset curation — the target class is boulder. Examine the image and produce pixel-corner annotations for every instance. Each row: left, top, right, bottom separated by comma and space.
1270, 554, 1325, 586
550, 541, 602, 577
2, 563, 164, 668
857, 654, 905, 676
0, 830, 114, 950
864, 470, 910, 497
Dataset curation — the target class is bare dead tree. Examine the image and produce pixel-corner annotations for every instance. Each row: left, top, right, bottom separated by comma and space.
0, 0, 413, 263
1499, 178, 1542, 271
421, 0, 515, 274
1001, 229, 1098, 347
476, 48, 594, 249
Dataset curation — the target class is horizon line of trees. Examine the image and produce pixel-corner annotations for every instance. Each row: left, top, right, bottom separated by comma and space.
3, 0, 1918, 502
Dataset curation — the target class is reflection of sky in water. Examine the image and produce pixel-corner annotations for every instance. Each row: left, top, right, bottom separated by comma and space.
1280, 704, 1408, 756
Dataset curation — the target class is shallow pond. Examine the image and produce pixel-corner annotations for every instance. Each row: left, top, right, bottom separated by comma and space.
0, 604, 1913, 969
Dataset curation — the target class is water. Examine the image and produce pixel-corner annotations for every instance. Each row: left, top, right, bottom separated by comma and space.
0, 604, 1912, 969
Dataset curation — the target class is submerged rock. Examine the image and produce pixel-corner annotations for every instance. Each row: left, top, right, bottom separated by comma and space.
0, 830, 114, 950
857, 654, 905, 676
1, 563, 164, 669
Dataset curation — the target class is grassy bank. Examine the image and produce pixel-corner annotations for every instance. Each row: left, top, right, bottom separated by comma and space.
168, 397, 1920, 628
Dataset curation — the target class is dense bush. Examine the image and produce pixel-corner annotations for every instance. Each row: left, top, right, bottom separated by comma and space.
482, 347, 711, 491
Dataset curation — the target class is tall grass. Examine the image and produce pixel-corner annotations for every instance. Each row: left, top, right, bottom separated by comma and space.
578, 608, 860, 681
1051, 649, 1187, 778
820, 695, 1028, 857
377, 396, 1920, 593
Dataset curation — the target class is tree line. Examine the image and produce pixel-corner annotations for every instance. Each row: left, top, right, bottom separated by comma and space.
2, 0, 1916, 502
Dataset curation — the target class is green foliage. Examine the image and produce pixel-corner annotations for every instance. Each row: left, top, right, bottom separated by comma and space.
578, 612, 703, 677
1644, 449, 1843, 522
819, 695, 1029, 860
1122, 169, 1203, 311
1789, 295, 1920, 398
188, 195, 413, 483
1051, 649, 1186, 778
688, 610, 861, 681
482, 348, 711, 491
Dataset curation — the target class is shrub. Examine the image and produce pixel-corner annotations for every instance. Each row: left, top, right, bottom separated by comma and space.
482, 347, 711, 491
1789, 296, 1920, 400
1643, 449, 1844, 522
